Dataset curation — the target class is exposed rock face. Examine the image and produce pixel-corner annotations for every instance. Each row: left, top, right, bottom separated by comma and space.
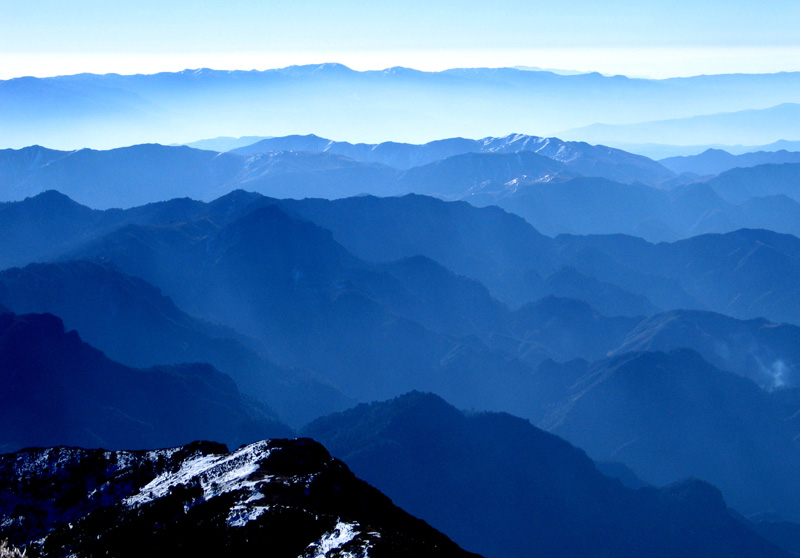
0, 438, 479, 558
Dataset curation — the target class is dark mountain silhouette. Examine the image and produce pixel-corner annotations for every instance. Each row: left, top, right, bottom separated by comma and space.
0, 260, 352, 427
0, 190, 218, 270
0, 190, 109, 269
21, 190, 793, 327
304, 391, 789, 558
277, 194, 710, 313
541, 349, 800, 520
660, 148, 800, 176
0, 312, 292, 452
0, 438, 478, 558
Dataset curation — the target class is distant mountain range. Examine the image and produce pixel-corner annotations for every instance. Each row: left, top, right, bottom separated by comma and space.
561, 103, 800, 147
599, 139, 800, 160
660, 148, 800, 176
4, 65, 800, 557
230, 133, 673, 183
3, 66, 800, 149
4, 136, 800, 244
0, 134, 675, 209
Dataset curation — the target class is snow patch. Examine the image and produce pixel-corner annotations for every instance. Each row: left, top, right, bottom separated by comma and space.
123, 440, 273, 508
226, 503, 270, 528
306, 521, 361, 557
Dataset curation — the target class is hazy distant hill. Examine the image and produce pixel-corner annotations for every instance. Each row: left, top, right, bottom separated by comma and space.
705, 162, 800, 204
612, 309, 800, 389
597, 140, 800, 160
4, 66, 800, 149
183, 135, 271, 151
562, 103, 800, 146
660, 148, 800, 176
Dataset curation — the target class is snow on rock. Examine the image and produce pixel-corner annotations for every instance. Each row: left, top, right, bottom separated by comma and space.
124, 440, 274, 508
303, 520, 363, 558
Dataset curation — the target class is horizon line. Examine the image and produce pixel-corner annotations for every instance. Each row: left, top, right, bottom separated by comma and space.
4, 62, 800, 82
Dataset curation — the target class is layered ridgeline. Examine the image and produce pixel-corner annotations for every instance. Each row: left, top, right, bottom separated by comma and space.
3, 137, 800, 242
4, 190, 800, 525
3, 66, 800, 148
6, 191, 800, 372
8, 190, 800, 325
534, 350, 800, 520
304, 392, 791, 558
0, 311, 292, 453
0, 260, 353, 427
3, 302, 796, 556
0, 133, 674, 208
0, 438, 477, 558
561, 103, 800, 147
660, 148, 800, 176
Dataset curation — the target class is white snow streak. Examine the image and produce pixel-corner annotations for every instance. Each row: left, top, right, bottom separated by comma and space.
307, 521, 361, 557
123, 440, 273, 508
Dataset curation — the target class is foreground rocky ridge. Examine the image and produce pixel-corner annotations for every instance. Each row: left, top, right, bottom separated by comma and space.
0, 438, 478, 558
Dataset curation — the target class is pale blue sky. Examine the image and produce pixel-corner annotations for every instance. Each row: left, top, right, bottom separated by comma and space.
2, 0, 799, 78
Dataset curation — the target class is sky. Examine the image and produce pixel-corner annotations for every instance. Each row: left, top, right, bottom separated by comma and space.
1, 0, 800, 79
